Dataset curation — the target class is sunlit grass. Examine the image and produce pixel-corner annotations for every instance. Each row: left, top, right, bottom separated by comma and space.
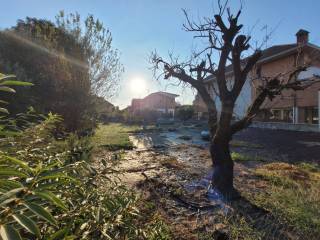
244, 162, 320, 239
92, 123, 141, 150
231, 152, 265, 162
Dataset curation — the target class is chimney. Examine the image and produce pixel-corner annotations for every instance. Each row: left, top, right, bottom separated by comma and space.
296, 29, 309, 45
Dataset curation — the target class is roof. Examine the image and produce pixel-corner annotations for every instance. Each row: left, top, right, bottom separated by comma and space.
222, 44, 297, 72
259, 44, 297, 61
145, 91, 179, 98
132, 98, 143, 102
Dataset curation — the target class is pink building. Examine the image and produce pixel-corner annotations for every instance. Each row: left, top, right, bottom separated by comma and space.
131, 91, 179, 117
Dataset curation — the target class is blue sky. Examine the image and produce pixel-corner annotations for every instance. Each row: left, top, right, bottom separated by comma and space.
1, 0, 320, 108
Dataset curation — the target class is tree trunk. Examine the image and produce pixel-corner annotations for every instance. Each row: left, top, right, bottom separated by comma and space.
210, 138, 237, 199
209, 103, 239, 199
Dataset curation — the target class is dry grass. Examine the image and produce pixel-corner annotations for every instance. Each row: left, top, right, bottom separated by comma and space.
161, 157, 185, 169
243, 162, 320, 239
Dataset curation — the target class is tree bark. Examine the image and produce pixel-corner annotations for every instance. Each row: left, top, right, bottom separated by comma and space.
209, 103, 238, 199
210, 138, 237, 199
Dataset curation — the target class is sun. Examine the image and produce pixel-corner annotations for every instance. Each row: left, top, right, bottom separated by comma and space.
130, 77, 146, 95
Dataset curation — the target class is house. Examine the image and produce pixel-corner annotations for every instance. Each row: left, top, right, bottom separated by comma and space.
131, 91, 179, 118
252, 29, 320, 131
193, 66, 251, 120
193, 29, 320, 131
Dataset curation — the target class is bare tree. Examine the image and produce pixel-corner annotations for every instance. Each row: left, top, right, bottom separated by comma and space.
151, 3, 315, 199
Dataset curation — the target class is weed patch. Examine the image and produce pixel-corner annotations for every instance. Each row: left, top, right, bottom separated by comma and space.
231, 152, 265, 162
245, 162, 320, 239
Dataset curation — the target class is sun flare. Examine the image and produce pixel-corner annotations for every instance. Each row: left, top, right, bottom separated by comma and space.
130, 77, 146, 95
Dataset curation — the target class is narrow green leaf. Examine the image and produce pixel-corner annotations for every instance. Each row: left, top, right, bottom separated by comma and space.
37, 173, 76, 183
0, 108, 9, 114
0, 169, 28, 178
39, 167, 66, 177
12, 214, 40, 237
0, 87, 15, 93
0, 187, 25, 203
0, 80, 33, 86
0, 100, 9, 105
0, 224, 22, 240
0, 75, 16, 82
34, 190, 68, 211
0, 155, 33, 173
0, 180, 23, 190
0, 198, 17, 207
48, 226, 70, 240
23, 202, 57, 226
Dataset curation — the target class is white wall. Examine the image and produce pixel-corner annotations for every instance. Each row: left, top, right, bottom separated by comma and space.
208, 78, 251, 119
234, 79, 251, 118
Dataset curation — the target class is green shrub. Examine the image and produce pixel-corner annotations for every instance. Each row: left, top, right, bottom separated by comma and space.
0, 73, 171, 239
0, 114, 132, 239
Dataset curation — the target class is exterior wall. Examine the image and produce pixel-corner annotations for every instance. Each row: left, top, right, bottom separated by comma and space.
234, 78, 251, 118
143, 94, 176, 111
251, 121, 319, 132
193, 44, 320, 130
193, 76, 251, 119
131, 99, 143, 112
131, 92, 178, 118
252, 46, 320, 126
251, 53, 298, 109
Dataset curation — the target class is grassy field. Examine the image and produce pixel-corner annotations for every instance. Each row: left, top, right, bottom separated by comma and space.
241, 162, 320, 239
92, 123, 141, 150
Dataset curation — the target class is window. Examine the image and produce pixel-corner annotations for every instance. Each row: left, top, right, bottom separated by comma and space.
304, 107, 319, 124
271, 109, 281, 120
283, 109, 293, 122
312, 108, 319, 124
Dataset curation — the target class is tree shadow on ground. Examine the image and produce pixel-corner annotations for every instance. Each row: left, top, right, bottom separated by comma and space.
228, 193, 302, 240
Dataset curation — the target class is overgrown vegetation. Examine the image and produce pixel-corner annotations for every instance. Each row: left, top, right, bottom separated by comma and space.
176, 105, 194, 121
242, 162, 320, 239
0, 114, 172, 239
0, 73, 171, 239
0, 13, 123, 132
231, 152, 265, 162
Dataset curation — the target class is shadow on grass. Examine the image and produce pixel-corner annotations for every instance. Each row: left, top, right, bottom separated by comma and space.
228, 194, 301, 240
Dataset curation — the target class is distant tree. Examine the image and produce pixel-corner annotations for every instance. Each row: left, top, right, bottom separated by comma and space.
0, 13, 122, 132
0, 17, 92, 131
55, 11, 124, 99
151, 3, 316, 198
176, 105, 194, 121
